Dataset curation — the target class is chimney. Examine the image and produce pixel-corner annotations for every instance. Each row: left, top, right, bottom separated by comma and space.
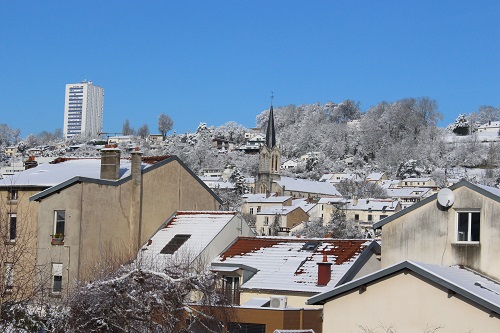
24, 156, 38, 170
317, 254, 333, 286
130, 149, 143, 252
353, 196, 358, 206
130, 149, 143, 185
100, 148, 121, 180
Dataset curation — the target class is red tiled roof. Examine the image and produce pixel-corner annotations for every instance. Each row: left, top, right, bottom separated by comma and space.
219, 237, 368, 265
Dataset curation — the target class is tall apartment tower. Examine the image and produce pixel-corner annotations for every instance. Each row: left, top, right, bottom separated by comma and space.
63, 80, 104, 139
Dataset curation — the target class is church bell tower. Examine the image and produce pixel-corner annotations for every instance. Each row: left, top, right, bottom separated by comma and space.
256, 102, 281, 195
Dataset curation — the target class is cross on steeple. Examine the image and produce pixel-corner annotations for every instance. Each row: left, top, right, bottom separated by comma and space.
270, 91, 274, 106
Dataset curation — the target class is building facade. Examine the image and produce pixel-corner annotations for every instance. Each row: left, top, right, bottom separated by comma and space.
63, 80, 104, 139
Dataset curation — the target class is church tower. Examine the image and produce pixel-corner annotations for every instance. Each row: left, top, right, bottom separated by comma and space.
256, 104, 281, 194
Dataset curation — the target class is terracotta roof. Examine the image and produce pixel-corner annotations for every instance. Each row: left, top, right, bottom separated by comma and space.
220, 237, 283, 261
215, 237, 378, 293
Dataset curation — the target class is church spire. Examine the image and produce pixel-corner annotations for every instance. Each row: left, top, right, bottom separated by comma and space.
265, 104, 276, 148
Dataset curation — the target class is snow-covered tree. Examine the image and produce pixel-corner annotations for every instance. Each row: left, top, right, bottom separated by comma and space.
327, 210, 365, 239
447, 114, 470, 136
58, 263, 234, 333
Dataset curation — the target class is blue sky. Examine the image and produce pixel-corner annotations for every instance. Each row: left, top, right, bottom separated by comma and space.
1, 1, 499, 137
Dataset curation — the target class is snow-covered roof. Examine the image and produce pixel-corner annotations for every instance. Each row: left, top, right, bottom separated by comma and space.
0, 158, 138, 187
212, 237, 377, 293
345, 198, 399, 212
292, 198, 317, 213
243, 194, 292, 203
140, 211, 238, 267
379, 179, 400, 189
307, 260, 500, 314
476, 183, 500, 198
478, 121, 500, 129
317, 197, 348, 205
319, 174, 334, 182
402, 177, 432, 182
365, 172, 384, 181
257, 205, 303, 216
276, 177, 341, 196
386, 187, 431, 198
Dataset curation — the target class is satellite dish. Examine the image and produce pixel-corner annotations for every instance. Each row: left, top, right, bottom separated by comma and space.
437, 188, 455, 208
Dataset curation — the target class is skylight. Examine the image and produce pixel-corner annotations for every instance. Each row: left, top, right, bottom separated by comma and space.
160, 234, 191, 254
301, 241, 320, 251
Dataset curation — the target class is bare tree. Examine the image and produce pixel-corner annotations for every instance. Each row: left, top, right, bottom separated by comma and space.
158, 113, 174, 141
122, 119, 134, 136
137, 123, 150, 139
0, 186, 53, 331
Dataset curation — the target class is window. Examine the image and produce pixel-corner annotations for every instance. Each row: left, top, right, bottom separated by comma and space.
52, 263, 63, 293
264, 217, 269, 226
223, 276, 240, 305
8, 214, 16, 241
9, 190, 18, 200
257, 206, 261, 213
54, 210, 65, 237
457, 212, 480, 242
354, 214, 359, 221
380, 215, 388, 220
160, 234, 191, 254
368, 214, 373, 221
249, 208, 254, 215
4, 263, 13, 290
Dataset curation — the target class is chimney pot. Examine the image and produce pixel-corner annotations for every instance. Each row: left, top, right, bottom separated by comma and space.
100, 148, 121, 180
317, 259, 333, 286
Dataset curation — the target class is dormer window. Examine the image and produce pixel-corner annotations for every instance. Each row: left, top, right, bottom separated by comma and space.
456, 211, 480, 243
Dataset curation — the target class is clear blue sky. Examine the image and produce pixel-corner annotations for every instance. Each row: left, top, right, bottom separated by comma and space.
1, 1, 499, 137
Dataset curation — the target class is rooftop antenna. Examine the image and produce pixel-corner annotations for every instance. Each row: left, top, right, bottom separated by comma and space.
270, 91, 274, 106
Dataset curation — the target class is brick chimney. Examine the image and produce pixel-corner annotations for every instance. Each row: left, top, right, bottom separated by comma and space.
24, 156, 38, 170
317, 254, 333, 286
100, 148, 121, 180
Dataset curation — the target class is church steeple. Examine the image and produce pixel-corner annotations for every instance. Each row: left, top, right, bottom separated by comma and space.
256, 98, 281, 195
265, 105, 276, 148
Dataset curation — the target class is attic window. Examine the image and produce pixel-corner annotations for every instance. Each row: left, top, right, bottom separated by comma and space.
302, 241, 320, 251
160, 234, 191, 254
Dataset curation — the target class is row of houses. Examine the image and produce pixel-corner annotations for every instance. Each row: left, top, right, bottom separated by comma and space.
133, 180, 500, 332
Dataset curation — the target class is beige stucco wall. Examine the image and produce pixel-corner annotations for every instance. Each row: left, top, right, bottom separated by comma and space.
381, 186, 500, 280
322, 270, 500, 333
193, 215, 255, 270
0, 188, 41, 299
35, 158, 221, 293
140, 161, 220, 245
